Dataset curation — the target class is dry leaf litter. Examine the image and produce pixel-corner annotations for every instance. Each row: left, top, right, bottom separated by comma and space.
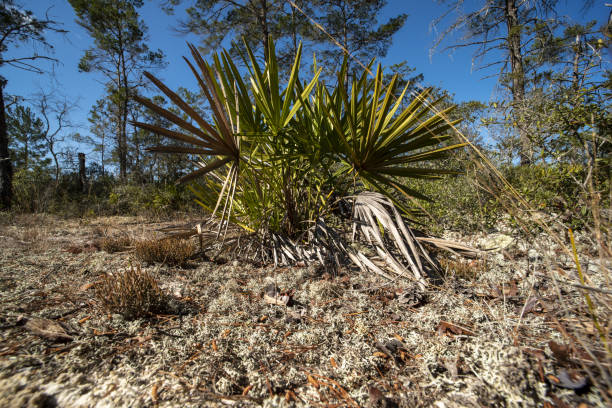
0, 214, 608, 407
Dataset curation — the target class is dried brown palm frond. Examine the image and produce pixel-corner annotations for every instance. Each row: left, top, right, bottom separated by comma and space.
349, 191, 437, 288
152, 191, 478, 288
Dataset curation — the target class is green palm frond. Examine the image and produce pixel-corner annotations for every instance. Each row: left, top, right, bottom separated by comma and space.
135, 37, 475, 285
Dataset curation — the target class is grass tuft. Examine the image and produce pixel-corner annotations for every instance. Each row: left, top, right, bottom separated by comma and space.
134, 238, 196, 266
100, 236, 133, 253
95, 264, 168, 320
439, 257, 487, 281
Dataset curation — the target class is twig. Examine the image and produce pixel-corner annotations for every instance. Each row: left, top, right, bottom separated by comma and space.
533, 272, 612, 295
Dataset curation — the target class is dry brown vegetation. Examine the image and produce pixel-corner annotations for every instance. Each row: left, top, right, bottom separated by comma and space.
99, 235, 133, 253
95, 264, 169, 320
134, 238, 196, 267
0, 215, 609, 407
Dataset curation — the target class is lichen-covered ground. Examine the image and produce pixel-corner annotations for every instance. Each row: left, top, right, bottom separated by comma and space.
0, 214, 609, 407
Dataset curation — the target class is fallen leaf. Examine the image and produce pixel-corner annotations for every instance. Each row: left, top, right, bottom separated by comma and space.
93, 329, 116, 336
373, 351, 389, 359
211, 339, 218, 352
285, 389, 297, 402
547, 369, 588, 392
263, 293, 290, 306
549, 340, 570, 363
263, 284, 291, 306
242, 384, 252, 396
22, 317, 73, 342
78, 316, 92, 324
307, 374, 319, 389
79, 282, 95, 292
151, 383, 159, 403
330, 357, 338, 368
436, 321, 476, 337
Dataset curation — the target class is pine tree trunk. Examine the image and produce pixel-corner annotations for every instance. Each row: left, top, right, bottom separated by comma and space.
120, 93, 128, 180
260, 0, 269, 59
78, 152, 86, 193
0, 81, 13, 210
505, 0, 531, 165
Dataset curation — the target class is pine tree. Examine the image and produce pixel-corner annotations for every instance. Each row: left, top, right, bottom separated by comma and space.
308, 0, 407, 78
7, 104, 49, 171
175, 0, 315, 65
432, 0, 561, 164
69, 0, 165, 180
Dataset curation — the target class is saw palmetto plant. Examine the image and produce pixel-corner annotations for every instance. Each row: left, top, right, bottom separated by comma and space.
133, 37, 472, 286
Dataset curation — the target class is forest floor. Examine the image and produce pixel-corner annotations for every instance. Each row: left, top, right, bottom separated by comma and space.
0, 214, 609, 407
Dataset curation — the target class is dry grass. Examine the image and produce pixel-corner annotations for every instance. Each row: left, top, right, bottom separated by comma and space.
95, 264, 168, 320
99, 236, 133, 253
0, 215, 608, 407
134, 238, 196, 266
439, 256, 487, 281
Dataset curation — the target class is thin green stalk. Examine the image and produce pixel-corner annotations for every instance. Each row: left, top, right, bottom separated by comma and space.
569, 228, 610, 356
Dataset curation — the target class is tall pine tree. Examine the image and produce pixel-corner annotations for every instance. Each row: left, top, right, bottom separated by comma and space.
69, 0, 165, 180
432, 0, 561, 164
7, 105, 49, 171
307, 0, 407, 77
171, 0, 405, 76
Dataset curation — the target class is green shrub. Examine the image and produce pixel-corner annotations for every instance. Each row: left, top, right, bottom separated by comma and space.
12, 168, 55, 212
107, 183, 195, 216
405, 161, 595, 235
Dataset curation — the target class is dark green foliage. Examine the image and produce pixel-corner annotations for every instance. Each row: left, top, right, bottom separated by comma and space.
7, 105, 49, 170
308, 0, 407, 76
178, 0, 310, 64
12, 167, 54, 213
173, 0, 407, 79
8, 164, 198, 217
409, 161, 601, 235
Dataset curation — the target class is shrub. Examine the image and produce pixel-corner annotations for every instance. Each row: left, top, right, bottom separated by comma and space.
95, 264, 168, 319
134, 238, 196, 266
12, 167, 55, 213
107, 183, 196, 216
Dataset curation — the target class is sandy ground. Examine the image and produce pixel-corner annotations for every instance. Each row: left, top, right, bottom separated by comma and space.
0, 214, 609, 407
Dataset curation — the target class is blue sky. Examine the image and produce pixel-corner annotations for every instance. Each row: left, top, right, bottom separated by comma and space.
3, 0, 607, 154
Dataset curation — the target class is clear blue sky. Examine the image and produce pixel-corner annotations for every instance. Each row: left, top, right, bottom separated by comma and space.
3, 0, 607, 156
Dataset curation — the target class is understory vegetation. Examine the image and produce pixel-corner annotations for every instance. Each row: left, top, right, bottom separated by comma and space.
1, 0, 610, 406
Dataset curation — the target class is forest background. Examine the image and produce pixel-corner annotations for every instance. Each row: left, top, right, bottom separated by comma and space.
0, 0, 609, 237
